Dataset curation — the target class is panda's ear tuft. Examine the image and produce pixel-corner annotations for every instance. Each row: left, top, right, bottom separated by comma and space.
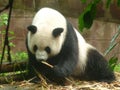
52, 28, 64, 37
27, 25, 37, 34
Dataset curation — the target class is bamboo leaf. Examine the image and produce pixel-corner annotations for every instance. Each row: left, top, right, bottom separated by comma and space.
104, 26, 120, 55
81, 0, 87, 3
117, 0, 120, 7
110, 26, 120, 43
109, 56, 118, 71
79, 3, 96, 32
104, 42, 117, 55
106, 0, 112, 8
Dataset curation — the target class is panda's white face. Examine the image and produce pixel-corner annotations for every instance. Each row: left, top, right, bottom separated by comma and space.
27, 27, 65, 61
27, 8, 67, 61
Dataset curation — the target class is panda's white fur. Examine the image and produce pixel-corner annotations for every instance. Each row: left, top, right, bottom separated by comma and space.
26, 7, 115, 84
28, 7, 92, 68
73, 29, 95, 75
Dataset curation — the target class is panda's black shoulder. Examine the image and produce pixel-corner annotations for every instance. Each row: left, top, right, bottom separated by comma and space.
47, 20, 79, 66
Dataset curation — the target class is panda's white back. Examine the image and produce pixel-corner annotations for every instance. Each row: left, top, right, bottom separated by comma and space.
72, 29, 94, 75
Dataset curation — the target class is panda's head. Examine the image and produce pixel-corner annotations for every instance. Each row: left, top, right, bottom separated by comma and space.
27, 7, 67, 61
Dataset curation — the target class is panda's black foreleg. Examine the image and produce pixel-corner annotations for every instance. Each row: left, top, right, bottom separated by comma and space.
26, 41, 49, 79
52, 54, 78, 78
27, 50, 66, 84
26, 43, 35, 78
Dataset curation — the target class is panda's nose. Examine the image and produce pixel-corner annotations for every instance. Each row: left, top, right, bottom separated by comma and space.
36, 51, 48, 61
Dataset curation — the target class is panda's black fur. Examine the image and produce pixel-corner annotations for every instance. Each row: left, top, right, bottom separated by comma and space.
26, 7, 115, 84
26, 21, 79, 84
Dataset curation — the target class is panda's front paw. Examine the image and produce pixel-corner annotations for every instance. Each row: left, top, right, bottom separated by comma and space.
53, 66, 66, 77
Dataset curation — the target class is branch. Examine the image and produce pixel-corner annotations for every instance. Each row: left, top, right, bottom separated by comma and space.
0, 0, 14, 71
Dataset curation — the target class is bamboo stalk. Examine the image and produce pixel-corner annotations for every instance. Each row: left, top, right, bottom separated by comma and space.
41, 61, 73, 84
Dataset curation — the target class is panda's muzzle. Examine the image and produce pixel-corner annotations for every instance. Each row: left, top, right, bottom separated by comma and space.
35, 50, 48, 61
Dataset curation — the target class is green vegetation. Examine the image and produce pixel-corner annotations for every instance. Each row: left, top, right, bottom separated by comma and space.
0, 13, 28, 62
79, 0, 120, 32
108, 56, 118, 71
79, 0, 100, 32
105, 26, 120, 72
104, 26, 120, 56
79, 0, 120, 72
0, 13, 28, 83
114, 64, 120, 72
11, 52, 28, 61
0, 13, 8, 26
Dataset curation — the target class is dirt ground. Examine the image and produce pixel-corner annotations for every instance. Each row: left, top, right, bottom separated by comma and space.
0, 72, 120, 90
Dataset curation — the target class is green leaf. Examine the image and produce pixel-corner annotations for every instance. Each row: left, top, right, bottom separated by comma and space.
81, 0, 87, 3
78, 3, 96, 32
104, 26, 120, 55
9, 31, 15, 35
104, 42, 117, 56
109, 56, 118, 71
83, 11, 93, 28
1, 30, 6, 34
94, 0, 101, 3
9, 42, 15, 47
110, 27, 120, 43
79, 13, 85, 32
8, 36, 15, 40
117, 0, 120, 7
106, 0, 112, 8
0, 13, 8, 26
114, 64, 120, 72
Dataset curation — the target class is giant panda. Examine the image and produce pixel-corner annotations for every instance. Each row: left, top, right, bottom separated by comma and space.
26, 7, 115, 84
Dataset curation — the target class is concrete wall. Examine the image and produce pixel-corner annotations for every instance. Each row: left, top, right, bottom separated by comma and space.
0, 0, 120, 60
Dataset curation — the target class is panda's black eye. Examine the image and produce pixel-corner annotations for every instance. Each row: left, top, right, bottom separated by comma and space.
45, 47, 51, 54
33, 45, 38, 52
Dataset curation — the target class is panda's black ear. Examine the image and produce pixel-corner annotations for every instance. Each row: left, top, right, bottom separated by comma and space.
52, 28, 64, 37
27, 25, 37, 34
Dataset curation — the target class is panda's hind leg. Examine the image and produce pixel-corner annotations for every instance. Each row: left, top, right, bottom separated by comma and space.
84, 49, 115, 83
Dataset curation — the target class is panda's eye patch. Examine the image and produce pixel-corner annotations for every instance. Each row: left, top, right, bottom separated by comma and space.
45, 47, 51, 54
33, 45, 38, 52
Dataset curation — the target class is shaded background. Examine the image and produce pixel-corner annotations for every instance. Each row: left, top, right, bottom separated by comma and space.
0, 0, 120, 60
